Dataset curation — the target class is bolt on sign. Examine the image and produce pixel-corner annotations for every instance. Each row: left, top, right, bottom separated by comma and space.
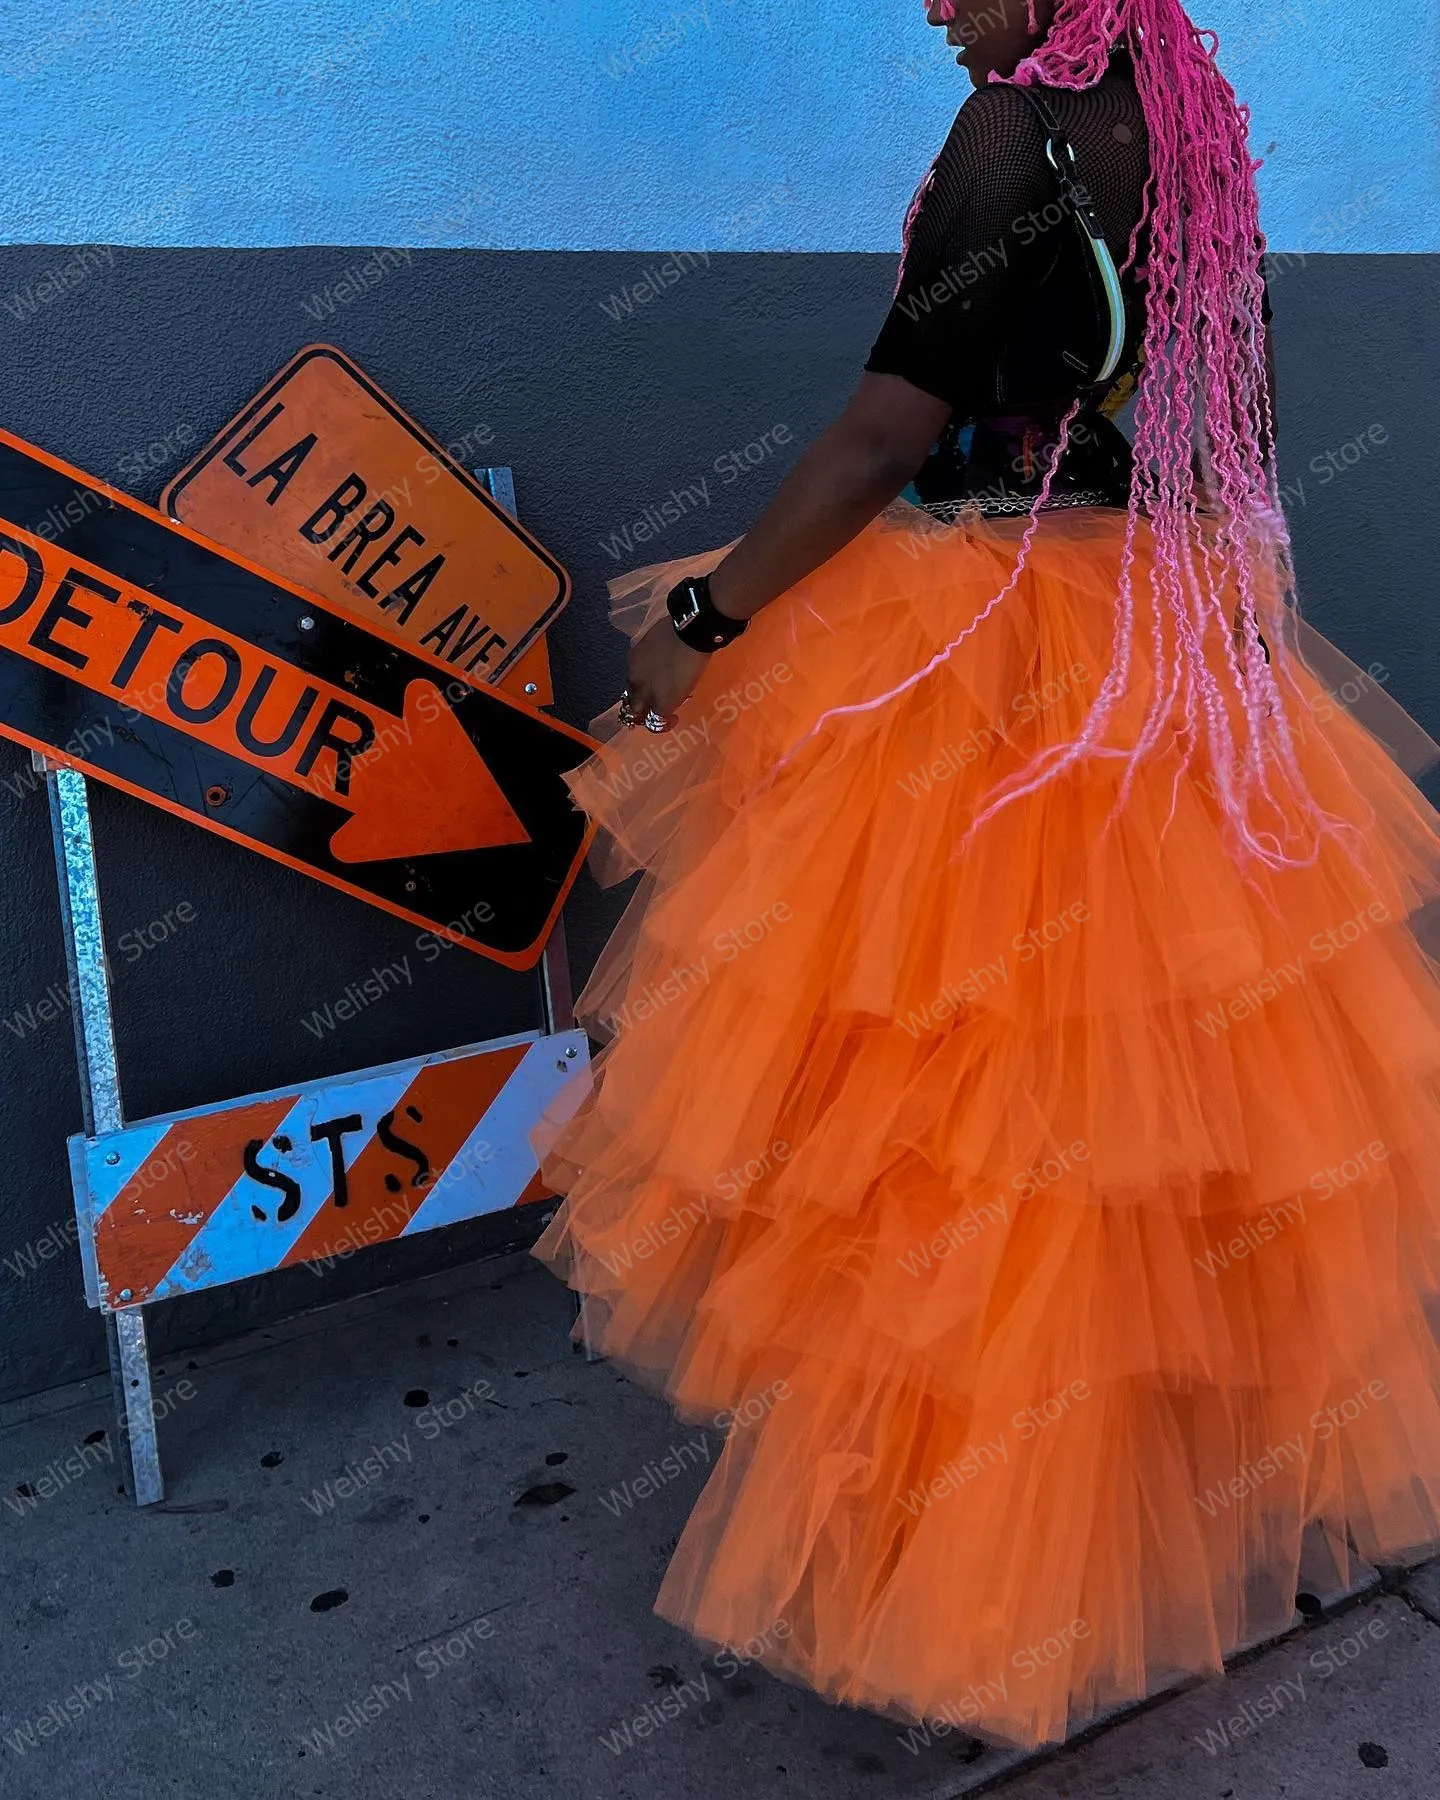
0, 429, 597, 968
162, 345, 567, 689
74, 1032, 589, 1308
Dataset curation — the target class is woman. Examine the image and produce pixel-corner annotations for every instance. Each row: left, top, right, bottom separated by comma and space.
533, 0, 1440, 1749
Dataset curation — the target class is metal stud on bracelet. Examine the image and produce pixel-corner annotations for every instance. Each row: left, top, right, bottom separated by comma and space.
666, 574, 749, 653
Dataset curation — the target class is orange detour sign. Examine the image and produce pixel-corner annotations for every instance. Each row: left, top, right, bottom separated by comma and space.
162, 345, 568, 685
0, 428, 596, 968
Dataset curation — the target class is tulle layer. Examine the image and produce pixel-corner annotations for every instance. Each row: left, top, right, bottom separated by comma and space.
532, 504, 1440, 1748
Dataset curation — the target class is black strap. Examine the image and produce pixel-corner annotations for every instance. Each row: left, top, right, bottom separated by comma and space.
1012, 84, 1124, 390
1013, 88, 1108, 247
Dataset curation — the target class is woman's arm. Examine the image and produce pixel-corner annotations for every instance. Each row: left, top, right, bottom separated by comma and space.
623, 372, 951, 721
707, 373, 953, 620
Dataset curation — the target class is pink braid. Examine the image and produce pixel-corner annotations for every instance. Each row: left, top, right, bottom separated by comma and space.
782, 0, 1348, 870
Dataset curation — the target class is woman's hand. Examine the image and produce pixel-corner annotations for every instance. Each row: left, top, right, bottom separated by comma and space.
623, 616, 709, 726
617, 372, 947, 729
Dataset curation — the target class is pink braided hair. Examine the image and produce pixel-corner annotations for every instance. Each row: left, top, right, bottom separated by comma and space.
790, 0, 1348, 870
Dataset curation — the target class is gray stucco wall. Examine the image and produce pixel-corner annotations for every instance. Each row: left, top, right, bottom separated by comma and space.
0, 247, 1433, 1401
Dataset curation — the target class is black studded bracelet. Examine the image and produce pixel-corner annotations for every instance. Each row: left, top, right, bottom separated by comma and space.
666, 574, 750, 653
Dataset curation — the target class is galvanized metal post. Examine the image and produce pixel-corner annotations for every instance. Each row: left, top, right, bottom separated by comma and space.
479, 467, 590, 1353
41, 756, 164, 1504
480, 464, 576, 1038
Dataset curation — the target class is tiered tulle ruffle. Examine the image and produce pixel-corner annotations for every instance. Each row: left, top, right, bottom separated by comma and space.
532, 502, 1440, 1748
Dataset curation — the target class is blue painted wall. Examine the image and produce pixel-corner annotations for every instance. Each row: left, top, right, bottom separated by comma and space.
2, 0, 1435, 252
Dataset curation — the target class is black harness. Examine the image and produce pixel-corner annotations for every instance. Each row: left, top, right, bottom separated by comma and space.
910, 85, 1137, 515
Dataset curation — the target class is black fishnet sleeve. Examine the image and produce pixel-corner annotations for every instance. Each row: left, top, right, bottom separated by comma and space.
865, 85, 1054, 411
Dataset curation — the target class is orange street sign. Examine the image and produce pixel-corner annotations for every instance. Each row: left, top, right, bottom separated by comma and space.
162, 345, 568, 684
0, 429, 596, 968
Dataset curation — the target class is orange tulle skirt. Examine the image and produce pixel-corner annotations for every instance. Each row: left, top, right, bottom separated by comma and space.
531, 502, 1440, 1748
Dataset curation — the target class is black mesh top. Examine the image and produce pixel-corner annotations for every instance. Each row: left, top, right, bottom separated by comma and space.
865, 58, 1152, 419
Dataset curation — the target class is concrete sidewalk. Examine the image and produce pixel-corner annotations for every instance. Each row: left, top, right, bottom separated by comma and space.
2, 1249, 1437, 1800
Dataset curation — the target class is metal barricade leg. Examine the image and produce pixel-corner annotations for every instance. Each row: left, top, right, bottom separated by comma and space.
478, 468, 596, 1359
539, 919, 575, 1038
42, 757, 164, 1504
114, 1309, 163, 1504
539, 921, 595, 1355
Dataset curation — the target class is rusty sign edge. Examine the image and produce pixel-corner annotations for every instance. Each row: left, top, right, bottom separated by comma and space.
82, 1027, 544, 1143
